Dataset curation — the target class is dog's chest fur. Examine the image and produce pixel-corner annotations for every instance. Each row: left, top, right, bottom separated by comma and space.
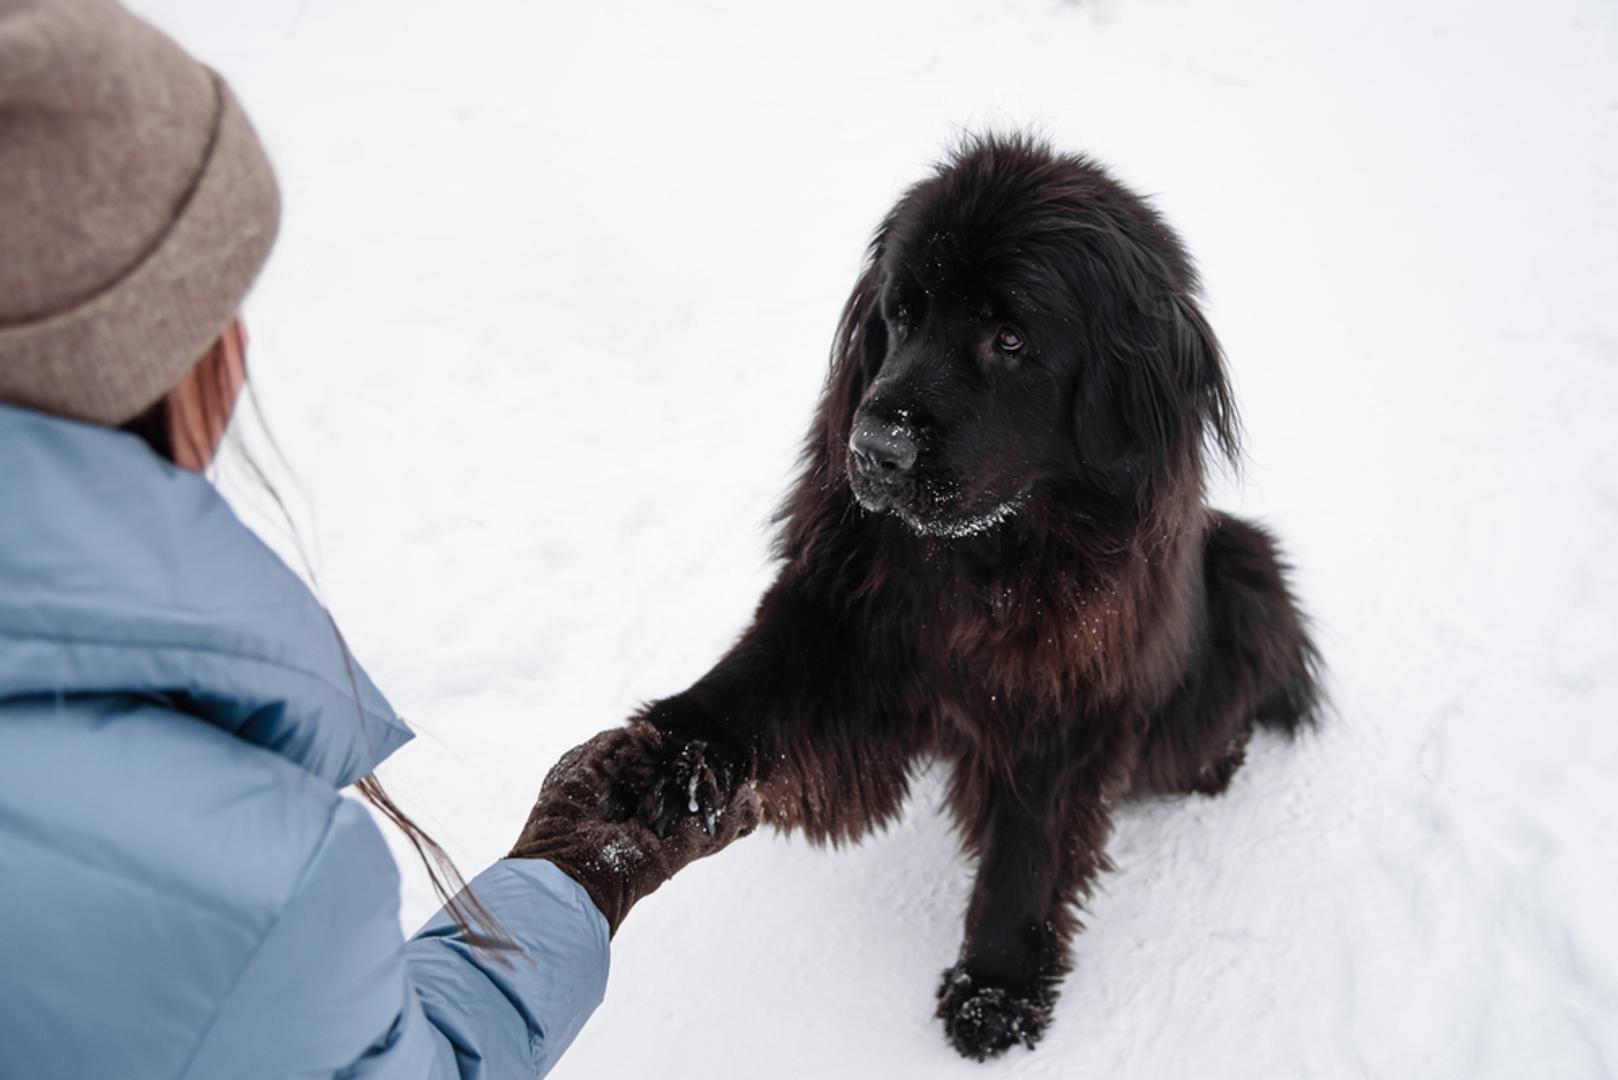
882, 520, 1203, 740
933, 575, 1118, 708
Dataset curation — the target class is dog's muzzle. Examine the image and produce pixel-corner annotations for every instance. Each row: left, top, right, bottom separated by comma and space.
849, 416, 918, 488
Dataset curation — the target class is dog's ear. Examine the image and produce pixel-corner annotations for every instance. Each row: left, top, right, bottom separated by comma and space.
1168, 293, 1240, 466
818, 251, 888, 471
1070, 234, 1240, 494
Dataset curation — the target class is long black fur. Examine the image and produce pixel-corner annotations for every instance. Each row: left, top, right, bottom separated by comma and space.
604, 133, 1321, 1060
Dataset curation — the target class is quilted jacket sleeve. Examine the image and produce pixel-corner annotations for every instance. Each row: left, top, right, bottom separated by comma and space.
184, 798, 611, 1079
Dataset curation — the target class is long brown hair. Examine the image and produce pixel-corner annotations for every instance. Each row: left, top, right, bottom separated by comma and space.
120, 351, 510, 951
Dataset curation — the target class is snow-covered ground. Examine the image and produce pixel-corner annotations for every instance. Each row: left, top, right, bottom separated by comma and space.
135, 1, 1618, 1075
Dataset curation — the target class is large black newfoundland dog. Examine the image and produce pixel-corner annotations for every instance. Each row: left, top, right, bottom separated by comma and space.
605, 133, 1320, 1060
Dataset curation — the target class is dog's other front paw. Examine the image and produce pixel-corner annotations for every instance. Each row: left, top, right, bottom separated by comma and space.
935, 962, 1054, 1062
599, 714, 745, 840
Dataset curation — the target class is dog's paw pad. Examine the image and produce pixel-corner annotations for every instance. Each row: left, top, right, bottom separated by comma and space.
935, 964, 1053, 1061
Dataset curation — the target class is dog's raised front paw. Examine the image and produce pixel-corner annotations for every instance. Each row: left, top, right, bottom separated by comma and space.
935, 962, 1053, 1062
600, 717, 743, 839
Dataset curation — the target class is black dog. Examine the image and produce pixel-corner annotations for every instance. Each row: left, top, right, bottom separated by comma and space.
605, 133, 1320, 1060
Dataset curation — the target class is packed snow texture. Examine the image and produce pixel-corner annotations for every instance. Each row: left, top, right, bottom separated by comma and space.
133, 1, 1618, 1076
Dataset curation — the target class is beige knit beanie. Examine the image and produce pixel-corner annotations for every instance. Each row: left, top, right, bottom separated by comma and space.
0, 0, 279, 426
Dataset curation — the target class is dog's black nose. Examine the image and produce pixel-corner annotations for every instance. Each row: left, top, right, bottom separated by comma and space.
850, 418, 918, 476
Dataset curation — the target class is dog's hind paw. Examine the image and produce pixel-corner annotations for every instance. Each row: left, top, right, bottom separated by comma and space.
1187, 734, 1249, 797
935, 963, 1053, 1061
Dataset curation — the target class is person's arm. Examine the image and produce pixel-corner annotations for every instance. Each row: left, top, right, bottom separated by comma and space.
399, 726, 760, 1072
182, 797, 609, 1079
399, 858, 612, 1077
187, 730, 756, 1079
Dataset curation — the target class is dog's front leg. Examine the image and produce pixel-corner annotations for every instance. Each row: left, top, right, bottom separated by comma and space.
603, 581, 916, 843
937, 718, 1139, 1060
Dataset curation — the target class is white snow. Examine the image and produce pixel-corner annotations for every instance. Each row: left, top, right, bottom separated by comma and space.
134, 0, 1618, 1076
598, 836, 641, 875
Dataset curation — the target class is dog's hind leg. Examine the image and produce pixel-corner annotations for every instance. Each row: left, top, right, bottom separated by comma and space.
1134, 511, 1321, 797
1204, 512, 1321, 737
935, 719, 1139, 1061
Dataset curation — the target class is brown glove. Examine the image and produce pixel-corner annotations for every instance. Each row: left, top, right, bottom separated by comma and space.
509, 723, 761, 935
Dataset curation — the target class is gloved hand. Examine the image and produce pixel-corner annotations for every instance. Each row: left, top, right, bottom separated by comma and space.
509, 723, 761, 935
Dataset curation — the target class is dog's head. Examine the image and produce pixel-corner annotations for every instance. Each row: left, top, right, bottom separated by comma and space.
825, 134, 1238, 539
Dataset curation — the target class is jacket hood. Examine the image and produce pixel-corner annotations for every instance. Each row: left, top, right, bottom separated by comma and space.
0, 403, 411, 787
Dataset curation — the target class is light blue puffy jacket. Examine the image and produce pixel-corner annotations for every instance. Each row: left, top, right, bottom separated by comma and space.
0, 403, 609, 1078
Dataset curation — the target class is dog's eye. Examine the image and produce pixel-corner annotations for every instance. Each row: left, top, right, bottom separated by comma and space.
892, 306, 912, 335
995, 326, 1025, 353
